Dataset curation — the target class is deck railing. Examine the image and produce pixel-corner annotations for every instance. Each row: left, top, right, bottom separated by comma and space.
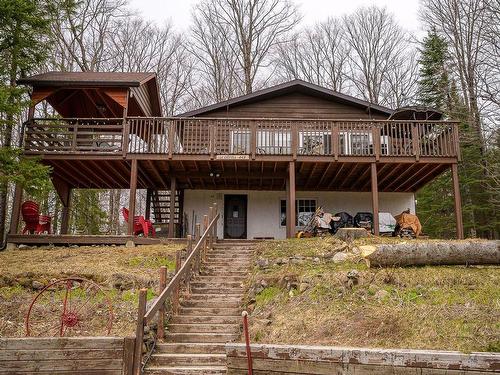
23, 117, 460, 159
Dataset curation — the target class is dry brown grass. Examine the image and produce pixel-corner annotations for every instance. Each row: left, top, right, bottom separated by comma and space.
247, 238, 500, 353
0, 243, 183, 337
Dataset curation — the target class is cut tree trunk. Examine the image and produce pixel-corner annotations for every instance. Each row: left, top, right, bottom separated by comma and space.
360, 240, 500, 267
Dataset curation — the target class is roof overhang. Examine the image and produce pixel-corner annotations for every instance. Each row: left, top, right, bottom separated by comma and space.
18, 71, 162, 117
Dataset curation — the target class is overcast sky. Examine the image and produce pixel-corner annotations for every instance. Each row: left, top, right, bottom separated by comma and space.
128, 0, 423, 34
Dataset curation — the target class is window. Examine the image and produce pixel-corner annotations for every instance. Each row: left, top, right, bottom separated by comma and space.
280, 199, 317, 227
230, 130, 250, 154
257, 130, 291, 154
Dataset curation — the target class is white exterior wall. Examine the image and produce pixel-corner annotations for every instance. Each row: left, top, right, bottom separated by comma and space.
183, 190, 415, 240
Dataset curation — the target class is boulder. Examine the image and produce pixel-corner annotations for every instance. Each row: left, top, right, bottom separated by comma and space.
334, 228, 369, 242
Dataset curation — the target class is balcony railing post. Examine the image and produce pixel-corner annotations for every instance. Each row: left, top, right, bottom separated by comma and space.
209, 124, 215, 159
453, 122, 461, 161
372, 123, 381, 161
292, 123, 298, 160
250, 121, 257, 159
168, 119, 175, 159
412, 123, 420, 161
122, 118, 129, 157
72, 120, 78, 152
332, 122, 339, 160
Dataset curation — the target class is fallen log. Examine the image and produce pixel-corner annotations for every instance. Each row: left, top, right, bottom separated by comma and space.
359, 240, 500, 267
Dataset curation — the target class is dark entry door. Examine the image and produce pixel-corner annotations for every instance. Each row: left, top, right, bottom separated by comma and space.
224, 195, 247, 239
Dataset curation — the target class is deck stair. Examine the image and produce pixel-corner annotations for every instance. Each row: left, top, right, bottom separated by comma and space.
150, 190, 177, 224
144, 240, 257, 375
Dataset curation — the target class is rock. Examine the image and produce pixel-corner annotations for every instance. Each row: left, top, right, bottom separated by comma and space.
346, 269, 359, 279
5, 243, 16, 250
125, 240, 135, 248
299, 282, 309, 293
375, 289, 390, 300
31, 281, 44, 290
110, 273, 134, 290
257, 258, 269, 268
260, 279, 268, 288
313, 257, 321, 263
334, 228, 368, 242
332, 252, 349, 263
18, 244, 29, 249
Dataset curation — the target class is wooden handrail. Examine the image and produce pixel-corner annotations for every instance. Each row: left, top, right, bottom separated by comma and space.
143, 211, 220, 323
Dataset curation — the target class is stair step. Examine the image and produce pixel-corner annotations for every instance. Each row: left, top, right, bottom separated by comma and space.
190, 280, 243, 289
179, 307, 240, 316
171, 315, 240, 325
193, 276, 247, 282
155, 342, 226, 354
145, 365, 226, 375
150, 353, 226, 366
186, 293, 242, 300
165, 332, 239, 343
181, 300, 240, 308
190, 287, 244, 294
169, 323, 238, 334
199, 271, 248, 277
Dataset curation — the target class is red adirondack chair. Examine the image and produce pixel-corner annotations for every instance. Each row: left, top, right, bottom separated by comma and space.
21, 201, 52, 234
121, 207, 155, 237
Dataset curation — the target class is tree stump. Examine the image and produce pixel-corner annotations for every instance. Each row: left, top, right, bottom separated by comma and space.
334, 228, 368, 242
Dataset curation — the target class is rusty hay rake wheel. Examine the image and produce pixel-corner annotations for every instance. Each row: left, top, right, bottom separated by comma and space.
25, 277, 113, 337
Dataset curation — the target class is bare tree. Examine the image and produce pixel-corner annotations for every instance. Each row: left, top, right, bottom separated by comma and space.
51, 0, 128, 72
274, 18, 350, 92
197, 0, 300, 94
420, 0, 487, 147
343, 6, 412, 106
190, 2, 242, 104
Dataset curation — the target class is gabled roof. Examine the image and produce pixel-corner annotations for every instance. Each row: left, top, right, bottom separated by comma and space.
18, 71, 157, 87
178, 79, 394, 117
18, 71, 162, 117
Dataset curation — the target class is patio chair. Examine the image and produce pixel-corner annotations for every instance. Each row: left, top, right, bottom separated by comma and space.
121, 207, 156, 237
21, 201, 52, 234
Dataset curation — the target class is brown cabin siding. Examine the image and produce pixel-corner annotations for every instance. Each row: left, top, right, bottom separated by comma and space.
196, 92, 388, 119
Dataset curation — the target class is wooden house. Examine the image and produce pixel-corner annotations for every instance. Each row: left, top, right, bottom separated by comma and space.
8, 72, 463, 243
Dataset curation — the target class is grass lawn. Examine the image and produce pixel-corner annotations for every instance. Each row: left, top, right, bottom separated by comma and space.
246, 237, 500, 353
0, 243, 182, 337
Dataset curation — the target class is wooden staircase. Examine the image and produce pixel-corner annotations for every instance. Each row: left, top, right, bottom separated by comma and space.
150, 190, 177, 224
144, 240, 256, 375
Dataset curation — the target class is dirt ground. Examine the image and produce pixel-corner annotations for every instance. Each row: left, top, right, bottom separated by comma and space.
246, 237, 500, 352
0, 243, 182, 337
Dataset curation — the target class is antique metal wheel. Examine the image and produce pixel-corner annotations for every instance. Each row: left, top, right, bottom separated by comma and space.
25, 277, 113, 337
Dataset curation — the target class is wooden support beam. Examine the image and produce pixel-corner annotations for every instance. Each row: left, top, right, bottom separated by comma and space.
371, 163, 379, 236
52, 175, 72, 235
168, 177, 177, 238
9, 184, 23, 235
128, 159, 138, 235
178, 189, 185, 237
145, 189, 152, 220
451, 163, 464, 239
286, 161, 296, 238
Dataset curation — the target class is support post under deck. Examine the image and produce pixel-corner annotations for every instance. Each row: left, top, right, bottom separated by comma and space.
168, 177, 176, 238
371, 163, 380, 236
451, 163, 464, 239
9, 184, 23, 235
128, 159, 138, 235
286, 161, 296, 238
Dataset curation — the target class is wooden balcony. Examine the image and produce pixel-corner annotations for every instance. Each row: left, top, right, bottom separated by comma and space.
24, 117, 460, 162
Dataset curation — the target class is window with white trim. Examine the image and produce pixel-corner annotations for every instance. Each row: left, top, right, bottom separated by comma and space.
280, 199, 317, 227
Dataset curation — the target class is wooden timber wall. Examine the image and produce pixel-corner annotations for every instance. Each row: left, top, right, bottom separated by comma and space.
0, 337, 134, 375
199, 92, 388, 119
226, 343, 500, 375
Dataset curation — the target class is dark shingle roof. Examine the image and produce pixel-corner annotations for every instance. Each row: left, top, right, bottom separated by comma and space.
18, 71, 156, 87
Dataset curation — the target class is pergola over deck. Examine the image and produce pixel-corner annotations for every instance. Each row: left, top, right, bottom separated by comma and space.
10, 74, 464, 241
